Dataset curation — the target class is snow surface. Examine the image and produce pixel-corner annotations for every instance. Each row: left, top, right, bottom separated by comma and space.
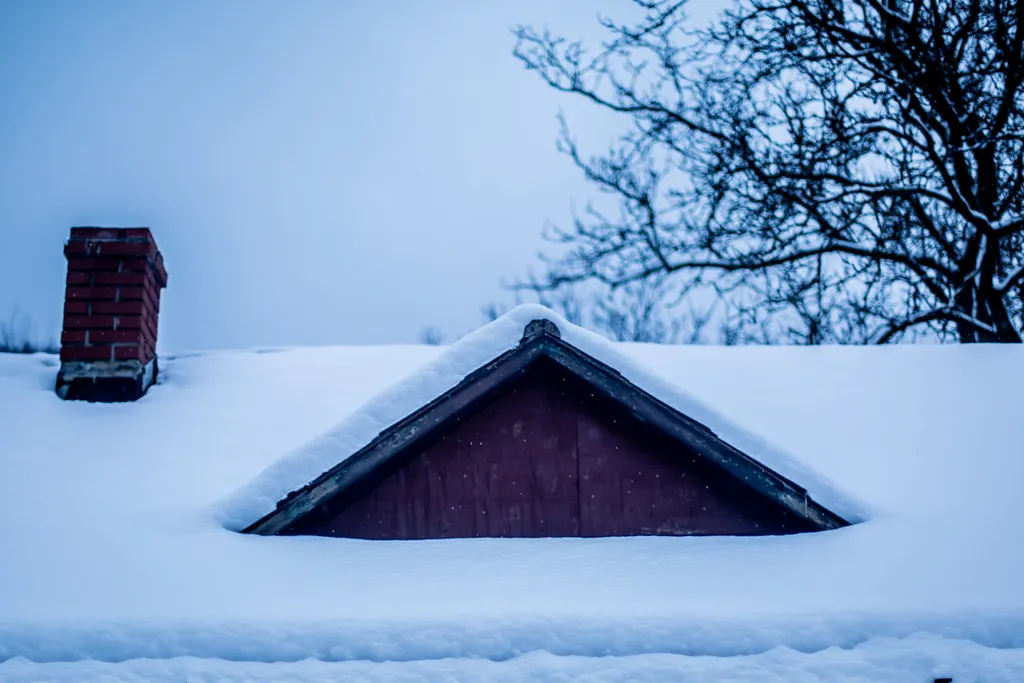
1, 304, 1023, 681
3, 636, 1024, 683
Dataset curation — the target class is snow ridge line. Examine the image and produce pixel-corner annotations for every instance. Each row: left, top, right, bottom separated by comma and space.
4, 641, 1024, 683
2, 613, 1024, 664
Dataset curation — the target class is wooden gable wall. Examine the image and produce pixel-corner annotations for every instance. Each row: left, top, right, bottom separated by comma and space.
293, 359, 816, 539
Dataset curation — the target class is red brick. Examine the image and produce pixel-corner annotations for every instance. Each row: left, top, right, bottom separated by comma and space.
142, 285, 161, 312
122, 228, 153, 239
61, 345, 112, 361
63, 301, 89, 314
91, 329, 144, 344
70, 227, 122, 239
145, 314, 159, 342
97, 241, 155, 257
64, 241, 156, 259
115, 315, 144, 330
66, 271, 91, 285
91, 301, 145, 315
131, 308, 156, 339
154, 252, 168, 287
119, 257, 150, 272
66, 286, 116, 300
64, 240, 111, 256
93, 271, 146, 286
117, 286, 146, 301
63, 315, 115, 329
63, 241, 90, 257
113, 344, 144, 361
66, 257, 120, 271
60, 330, 87, 344
139, 270, 157, 291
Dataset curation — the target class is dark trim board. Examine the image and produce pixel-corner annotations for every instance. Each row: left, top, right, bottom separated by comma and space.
243, 320, 849, 536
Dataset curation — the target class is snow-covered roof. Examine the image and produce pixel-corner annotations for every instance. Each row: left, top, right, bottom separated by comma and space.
226, 305, 863, 534
2, 304, 1023, 680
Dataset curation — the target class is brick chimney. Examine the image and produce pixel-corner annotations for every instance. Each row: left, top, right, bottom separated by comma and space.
56, 227, 168, 402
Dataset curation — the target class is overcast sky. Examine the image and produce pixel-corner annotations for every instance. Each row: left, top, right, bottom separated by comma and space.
0, 1, 720, 351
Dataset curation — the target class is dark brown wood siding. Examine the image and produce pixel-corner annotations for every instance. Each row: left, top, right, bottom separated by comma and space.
304, 362, 815, 539
577, 396, 814, 536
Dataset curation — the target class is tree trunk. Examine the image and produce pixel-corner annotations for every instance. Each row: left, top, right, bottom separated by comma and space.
954, 287, 1021, 343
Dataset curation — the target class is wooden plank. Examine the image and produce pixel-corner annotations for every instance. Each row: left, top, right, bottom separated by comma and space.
541, 339, 846, 530
577, 394, 816, 536
245, 341, 547, 535
313, 367, 580, 538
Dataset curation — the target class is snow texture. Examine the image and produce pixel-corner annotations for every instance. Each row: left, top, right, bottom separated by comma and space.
3, 636, 1024, 683
1, 304, 1023, 680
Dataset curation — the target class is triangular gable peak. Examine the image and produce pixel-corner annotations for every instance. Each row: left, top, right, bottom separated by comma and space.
243, 318, 849, 538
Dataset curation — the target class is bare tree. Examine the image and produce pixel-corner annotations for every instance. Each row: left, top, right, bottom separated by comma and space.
487, 274, 719, 343
527, 276, 719, 342
418, 326, 446, 345
0, 308, 57, 354
513, 0, 1024, 343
